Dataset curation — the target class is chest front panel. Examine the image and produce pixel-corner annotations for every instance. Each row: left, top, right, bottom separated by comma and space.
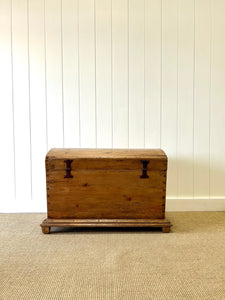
47, 169, 166, 219
46, 150, 167, 220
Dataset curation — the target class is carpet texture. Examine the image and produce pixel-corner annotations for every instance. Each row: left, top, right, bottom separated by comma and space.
0, 212, 225, 300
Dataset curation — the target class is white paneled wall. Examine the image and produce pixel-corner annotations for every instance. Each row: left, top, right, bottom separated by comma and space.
0, 0, 225, 212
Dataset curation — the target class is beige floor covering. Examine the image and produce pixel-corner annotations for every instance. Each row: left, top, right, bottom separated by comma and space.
0, 212, 225, 300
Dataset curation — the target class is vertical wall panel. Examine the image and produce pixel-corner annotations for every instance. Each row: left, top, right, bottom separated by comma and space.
62, 0, 80, 148
161, 0, 178, 197
210, 0, 225, 198
177, 0, 195, 198
45, 0, 63, 149
194, 0, 211, 198
112, 0, 129, 148
95, 0, 112, 148
129, 0, 145, 148
29, 0, 47, 210
12, 0, 32, 204
145, 0, 161, 148
79, 0, 96, 147
0, 0, 15, 208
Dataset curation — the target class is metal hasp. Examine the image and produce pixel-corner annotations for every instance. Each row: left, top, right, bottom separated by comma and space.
140, 160, 149, 178
64, 160, 73, 178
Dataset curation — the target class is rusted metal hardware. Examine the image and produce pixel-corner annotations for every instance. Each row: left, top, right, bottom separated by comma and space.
140, 160, 149, 178
64, 160, 73, 178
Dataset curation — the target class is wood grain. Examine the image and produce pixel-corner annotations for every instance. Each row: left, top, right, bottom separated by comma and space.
46, 148, 167, 159
41, 218, 171, 232
47, 169, 166, 219
46, 158, 167, 172
46, 148, 167, 171
42, 148, 170, 230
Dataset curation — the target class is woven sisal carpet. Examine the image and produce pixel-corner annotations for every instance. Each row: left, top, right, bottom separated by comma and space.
0, 212, 225, 300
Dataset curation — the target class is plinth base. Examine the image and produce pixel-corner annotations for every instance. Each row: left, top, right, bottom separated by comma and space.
41, 218, 172, 234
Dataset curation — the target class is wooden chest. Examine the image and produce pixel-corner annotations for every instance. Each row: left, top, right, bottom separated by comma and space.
41, 148, 171, 233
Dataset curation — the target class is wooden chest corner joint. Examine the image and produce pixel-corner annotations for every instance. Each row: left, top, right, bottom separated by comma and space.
41, 148, 172, 234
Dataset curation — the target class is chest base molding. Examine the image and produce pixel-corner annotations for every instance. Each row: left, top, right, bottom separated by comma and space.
40, 218, 172, 234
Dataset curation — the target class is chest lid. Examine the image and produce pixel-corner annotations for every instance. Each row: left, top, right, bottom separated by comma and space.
46, 148, 167, 171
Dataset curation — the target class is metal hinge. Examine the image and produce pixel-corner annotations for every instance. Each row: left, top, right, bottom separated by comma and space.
64, 160, 73, 178
140, 160, 149, 178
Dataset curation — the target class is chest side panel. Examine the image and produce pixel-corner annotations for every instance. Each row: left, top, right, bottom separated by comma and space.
46, 169, 166, 219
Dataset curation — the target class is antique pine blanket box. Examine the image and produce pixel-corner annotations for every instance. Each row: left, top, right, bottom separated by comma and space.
41, 148, 171, 233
